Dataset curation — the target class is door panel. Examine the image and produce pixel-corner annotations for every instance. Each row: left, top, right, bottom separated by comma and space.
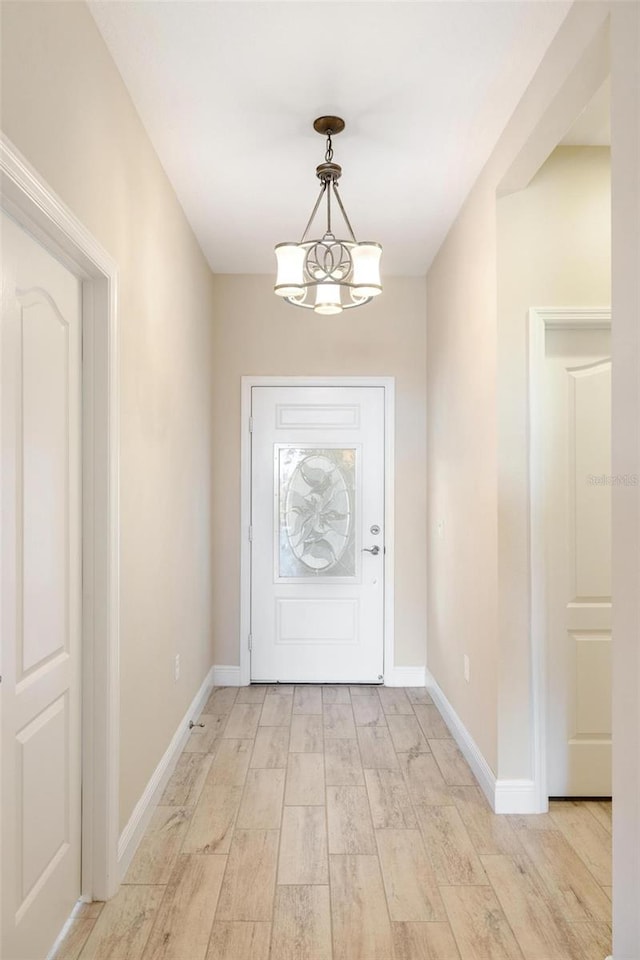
251, 386, 385, 683
545, 328, 611, 797
1, 211, 82, 959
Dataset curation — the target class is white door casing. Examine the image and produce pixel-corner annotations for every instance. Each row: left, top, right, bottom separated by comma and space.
247, 382, 392, 684
1, 135, 120, 925
530, 308, 612, 805
1, 212, 83, 959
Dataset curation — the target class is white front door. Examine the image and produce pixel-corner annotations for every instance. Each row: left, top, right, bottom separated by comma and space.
250, 385, 386, 683
545, 325, 612, 797
1, 212, 83, 959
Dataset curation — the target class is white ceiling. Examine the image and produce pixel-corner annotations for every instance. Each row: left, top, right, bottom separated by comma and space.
89, 1, 571, 276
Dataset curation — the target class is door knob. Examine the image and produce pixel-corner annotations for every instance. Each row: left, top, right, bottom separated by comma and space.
362, 545, 380, 555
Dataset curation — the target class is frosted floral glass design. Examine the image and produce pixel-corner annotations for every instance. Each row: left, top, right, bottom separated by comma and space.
278, 448, 355, 577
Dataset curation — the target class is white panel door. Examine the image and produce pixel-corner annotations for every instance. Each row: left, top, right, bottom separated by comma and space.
545, 326, 611, 797
1, 212, 82, 959
251, 386, 385, 683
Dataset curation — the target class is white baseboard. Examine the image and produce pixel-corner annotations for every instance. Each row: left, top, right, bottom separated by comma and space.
212, 664, 242, 686
117, 664, 215, 879
494, 778, 538, 814
385, 666, 426, 687
425, 670, 541, 814
425, 669, 497, 808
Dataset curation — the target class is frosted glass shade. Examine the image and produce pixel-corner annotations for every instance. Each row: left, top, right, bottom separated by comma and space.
352, 242, 382, 297
314, 283, 343, 315
274, 243, 305, 297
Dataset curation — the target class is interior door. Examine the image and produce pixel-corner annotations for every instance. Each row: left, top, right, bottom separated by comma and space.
251, 385, 385, 683
545, 325, 611, 797
1, 211, 83, 959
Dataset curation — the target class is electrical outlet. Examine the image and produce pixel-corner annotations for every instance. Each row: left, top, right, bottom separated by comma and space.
174, 654, 180, 682
463, 654, 470, 683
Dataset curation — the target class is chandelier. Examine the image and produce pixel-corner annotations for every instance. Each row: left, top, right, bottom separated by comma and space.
274, 116, 382, 314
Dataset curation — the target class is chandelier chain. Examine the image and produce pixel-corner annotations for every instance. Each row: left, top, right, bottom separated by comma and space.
325, 131, 334, 163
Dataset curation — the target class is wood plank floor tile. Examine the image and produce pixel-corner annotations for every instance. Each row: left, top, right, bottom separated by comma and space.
549, 800, 612, 886
413, 704, 452, 740
392, 922, 460, 960
481, 854, 576, 960
440, 885, 523, 959
237, 768, 285, 829
378, 687, 413, 715
285, 752, 325, 805
357, 726, 399, 768
209, 739, 253, 786
376, 829, 446, 921
271, 885, 332, 960
293, 686, 323, 714
327, 785, 376, 854
399, 752, 453, 806
322, 685, 352, 703
124, 806, 191, 884
223, 703, 262, 739
561, 920, 612, 960
324, 739, 365, 785
405, 688, 434, 705
603, 885, 612, 901
349, 685, 381, 697
51, 919, 95, 960
278, 806, 329, 884
329, 855, 393, 960
506, 814, 557, 833
416, 805, 487, 885
289, 714, 323, 753
364, 768, 417, 829
323, 703, 356, 738
186, 714, 226, 754
387, 714, 430, 754
142, 855, 226, 960
160, 753, 212, 806
203, 687, 238, 715
514, 827, 611, 922
182, 783, 242, 855
205, 922, 271, 960
351, 695, 387, 727
235, 685, 268, 703
260, 693, 293, 727
584, 800, 612, 834
250, 726, 289, 768
216, 830, 279, 922
429, 739, 476, 785
78, 886, 166, 960
450, 786, 521, 856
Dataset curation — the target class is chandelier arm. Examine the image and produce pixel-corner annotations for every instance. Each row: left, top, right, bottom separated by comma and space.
300, 182, 328, 243
332, 182, 357, 243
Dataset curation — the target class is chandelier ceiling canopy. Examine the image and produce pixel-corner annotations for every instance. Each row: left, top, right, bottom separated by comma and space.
274, 117, 382, 315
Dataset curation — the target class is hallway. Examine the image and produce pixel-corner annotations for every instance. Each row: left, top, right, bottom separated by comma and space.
53, 685, 611, 960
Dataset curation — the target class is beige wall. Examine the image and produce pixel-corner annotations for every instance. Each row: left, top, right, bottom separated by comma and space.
496, 146, 610, 779
211, 274, 427, 670
1, 1, 216, 829
426, 4, 611, 776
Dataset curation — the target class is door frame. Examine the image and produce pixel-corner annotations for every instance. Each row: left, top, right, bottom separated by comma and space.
528, 306, 611, 812
240, 376, 395, 687
0, 135, 120, 902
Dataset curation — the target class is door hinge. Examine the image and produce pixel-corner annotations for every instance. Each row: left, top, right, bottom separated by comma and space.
248, 525, 253, 542
249, 416, 254, 433
248, 633, 253, 651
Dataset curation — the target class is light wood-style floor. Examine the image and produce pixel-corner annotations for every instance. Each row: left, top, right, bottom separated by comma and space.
54, 685, 612, 960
